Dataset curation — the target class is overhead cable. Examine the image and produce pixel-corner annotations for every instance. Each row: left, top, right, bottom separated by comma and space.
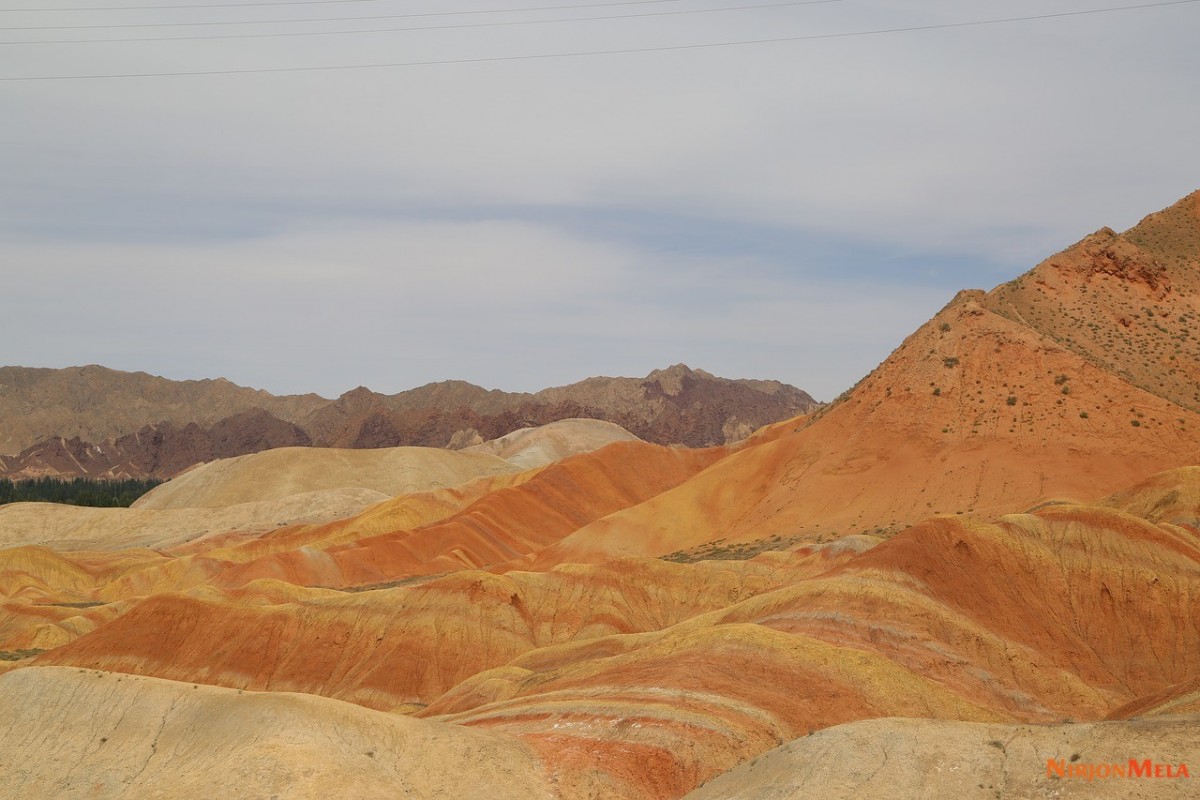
2, 0, 842, 45
2, 0, 1196, 81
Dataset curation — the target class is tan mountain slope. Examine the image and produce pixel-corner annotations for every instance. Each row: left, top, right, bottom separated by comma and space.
303, 365, 816, 451
86, 440, 721, 597
51, 420, 640, 577
0, 666, 553, 800
1, 366, 816, 478
0, 466, 547, 613
166, 469, 540, 562
0, 364, 324, 455
464, 418, 641, 468
133, 445, 519, 510
683, 715, 1200, 800
0, 487, 390, 553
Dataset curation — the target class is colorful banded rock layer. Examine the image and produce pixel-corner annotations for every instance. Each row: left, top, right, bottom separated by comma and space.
2, 191, 1200, 800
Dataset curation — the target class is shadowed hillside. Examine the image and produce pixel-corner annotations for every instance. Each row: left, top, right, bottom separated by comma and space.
0, 365, 817, 479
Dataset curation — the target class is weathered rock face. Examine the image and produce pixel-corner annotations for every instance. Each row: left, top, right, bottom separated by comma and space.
0, 409, 312, 479
0, 364, 325, 457
0, 365, 817, 479
982, 189, 1200, 413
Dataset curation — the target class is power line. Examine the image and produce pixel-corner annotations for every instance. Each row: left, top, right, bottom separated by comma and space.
2, 0, 1196, 81
1, 0, 841, 44
0, 0, 680, 29
2, 0, 391, 10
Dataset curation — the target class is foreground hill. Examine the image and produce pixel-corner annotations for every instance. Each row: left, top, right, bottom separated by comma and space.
0, 365, 816, 479
6, 465, 1199, 797
684, 715, 1200, 800
0, 667, 552, 800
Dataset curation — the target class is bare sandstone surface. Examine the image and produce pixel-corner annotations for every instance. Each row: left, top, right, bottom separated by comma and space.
683, 715, 1200, 800
0, 666, 554, 800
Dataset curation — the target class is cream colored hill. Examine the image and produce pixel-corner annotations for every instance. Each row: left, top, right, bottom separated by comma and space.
465, 418, 641, 468
0, 487, 390, 552
134, 445, 520, 510
684, 715, 1200, 800
0, 666, 552, 800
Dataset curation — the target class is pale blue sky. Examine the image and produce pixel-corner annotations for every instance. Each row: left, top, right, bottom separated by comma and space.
3, 0, 1198, 400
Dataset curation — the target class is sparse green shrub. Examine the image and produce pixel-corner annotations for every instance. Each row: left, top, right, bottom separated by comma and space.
1006, 396, 1018, 406
0, 477, 162, 508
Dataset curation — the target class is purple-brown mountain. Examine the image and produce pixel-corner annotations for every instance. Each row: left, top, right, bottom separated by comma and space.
0, 365, 818, 480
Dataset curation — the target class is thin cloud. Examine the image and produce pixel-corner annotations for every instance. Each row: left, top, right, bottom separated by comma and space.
1, 0, 1196, 395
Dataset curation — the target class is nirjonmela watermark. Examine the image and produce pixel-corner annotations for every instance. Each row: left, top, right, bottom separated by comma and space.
1047, 758, 1191, 782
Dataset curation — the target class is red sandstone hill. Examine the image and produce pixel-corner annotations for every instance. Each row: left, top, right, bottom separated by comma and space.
511, 191, 1200, 566
0, 365, 817, 480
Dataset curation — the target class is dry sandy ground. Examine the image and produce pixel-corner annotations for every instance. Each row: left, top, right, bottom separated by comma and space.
684, 715, 1200, 800
0, 666, 553, 800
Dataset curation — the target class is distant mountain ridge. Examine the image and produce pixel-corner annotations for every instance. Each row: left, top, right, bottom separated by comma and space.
0, 364, 818, 479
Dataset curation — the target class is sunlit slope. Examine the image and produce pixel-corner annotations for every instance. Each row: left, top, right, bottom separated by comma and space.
525, 295, 1200, 565
984, 189, 1200, 413
10, 465, 1200, 799
0, 666, 553, 800
683, 715, 1200, 800
134, 445, 520, 510
30, 551, 853, 712
413, 470, 1200, 798
0, 487, 390, 551
506, 192, 1200, 565
87, 440, 720, 596
465, 418, 641, 468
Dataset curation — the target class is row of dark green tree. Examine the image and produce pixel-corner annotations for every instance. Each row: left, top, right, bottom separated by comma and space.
0, 476, 162, 508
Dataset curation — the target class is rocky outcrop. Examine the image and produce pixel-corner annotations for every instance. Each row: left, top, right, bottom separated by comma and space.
0, 366, 817, 479
0, 409, 311, 480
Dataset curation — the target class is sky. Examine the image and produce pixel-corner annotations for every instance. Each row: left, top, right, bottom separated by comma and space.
2, 0, 1198, 401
